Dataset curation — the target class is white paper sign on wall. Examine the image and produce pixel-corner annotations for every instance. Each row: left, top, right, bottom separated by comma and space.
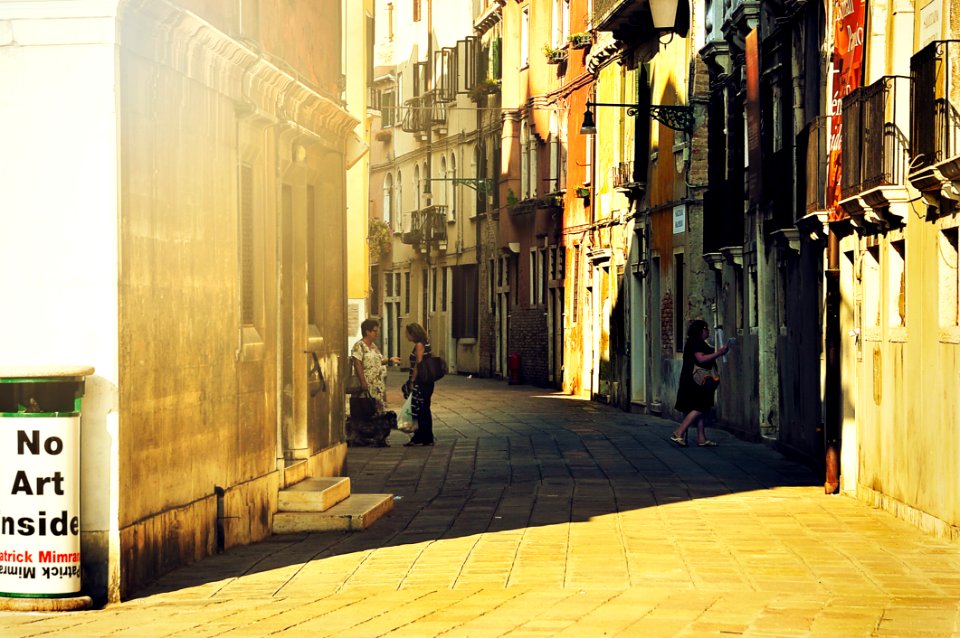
673, 204, 686, 234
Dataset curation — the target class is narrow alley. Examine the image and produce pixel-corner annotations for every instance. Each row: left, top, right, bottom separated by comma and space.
3, 372, 959, 637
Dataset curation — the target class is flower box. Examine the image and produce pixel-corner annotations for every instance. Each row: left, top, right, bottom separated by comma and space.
569, 33, 592, 49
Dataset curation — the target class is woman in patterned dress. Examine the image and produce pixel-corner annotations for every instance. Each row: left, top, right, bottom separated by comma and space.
351, 318, 400, 413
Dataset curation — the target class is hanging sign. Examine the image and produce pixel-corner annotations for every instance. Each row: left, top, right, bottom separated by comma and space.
827, 0, 867, 220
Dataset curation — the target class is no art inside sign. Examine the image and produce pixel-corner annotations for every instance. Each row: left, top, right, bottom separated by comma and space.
0, 417, 81, 596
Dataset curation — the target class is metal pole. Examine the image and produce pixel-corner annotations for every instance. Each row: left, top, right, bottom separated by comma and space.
824, 228, 841, 494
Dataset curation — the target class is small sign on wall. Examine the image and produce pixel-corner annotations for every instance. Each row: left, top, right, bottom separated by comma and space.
673, 204, 686, 234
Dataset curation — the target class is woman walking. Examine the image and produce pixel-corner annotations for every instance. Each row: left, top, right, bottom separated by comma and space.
672, 319, 729, 448
403, 322, 435, 446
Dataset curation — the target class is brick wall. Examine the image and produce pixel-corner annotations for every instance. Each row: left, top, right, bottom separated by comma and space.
509, 305, 549, 386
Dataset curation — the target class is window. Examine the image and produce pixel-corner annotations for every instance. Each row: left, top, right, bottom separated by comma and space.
383, 173, 394, 228
440, 156, 447, 208
475, 145, 486, 217
448, 153, 457, 222
384, 271, 401, 357
381, 88, 397, 127
521, 7, 530, 68
404, 271, 411, 314
529, 249, 537, 305
414, 165, 421, 210
863, 246, 880, 330
521, 122, 530, 198
239, 0, 260, 39
940, 227, 959, 329
396, 170, 403, 232
551, 0, 570, 48
422, 269, 429, 320
431, 267, 438, 313
526, 131, 539, 199
442, 266, 449, 312
539, 248, 547, 304
889, 240, 906, 329
549, 114, 565, 193
675, 252, 685, 351
572, 245, 580, 320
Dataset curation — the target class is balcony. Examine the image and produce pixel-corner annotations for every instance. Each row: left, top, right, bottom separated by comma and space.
794, 116, 830, 241
837, 75, 912, 230
400, 206, 449, 253
592, 0, 656, 41
400, 96, 427, 134
908, 40, 960, 209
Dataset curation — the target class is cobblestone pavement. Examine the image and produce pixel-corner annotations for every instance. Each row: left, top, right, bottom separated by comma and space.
3, 371, 960, 637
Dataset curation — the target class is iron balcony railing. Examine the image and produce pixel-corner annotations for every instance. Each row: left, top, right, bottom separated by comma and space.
611, 161, 634, 189
400, 96, 426, 133
841, 75, 911, 200
400, 206, 448, 250
910, 40, 960, 170
797, 116, 830, 215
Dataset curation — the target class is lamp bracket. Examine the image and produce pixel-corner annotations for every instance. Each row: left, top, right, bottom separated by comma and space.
585, 101, 694, 133
427, 177, 493, 193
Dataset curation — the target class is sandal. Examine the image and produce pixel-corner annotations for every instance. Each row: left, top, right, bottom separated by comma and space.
697, 440, 719, 447
670, 435, 688, 448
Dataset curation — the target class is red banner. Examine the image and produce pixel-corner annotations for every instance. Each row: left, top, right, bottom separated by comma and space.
827, 0, 867, 220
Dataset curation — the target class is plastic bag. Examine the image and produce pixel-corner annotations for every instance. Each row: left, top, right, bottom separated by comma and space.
397, 392, 417, 433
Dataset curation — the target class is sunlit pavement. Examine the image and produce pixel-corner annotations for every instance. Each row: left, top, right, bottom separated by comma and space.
4, 371, 960, 637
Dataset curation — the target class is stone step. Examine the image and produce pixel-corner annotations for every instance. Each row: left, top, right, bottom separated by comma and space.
273, 493, 394, 533
278, 477, 351, 513
282, 459, 309, 488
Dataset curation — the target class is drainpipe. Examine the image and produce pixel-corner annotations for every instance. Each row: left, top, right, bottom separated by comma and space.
824, 227, 841, 494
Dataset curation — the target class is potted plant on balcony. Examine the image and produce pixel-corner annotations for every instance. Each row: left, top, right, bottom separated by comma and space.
367, 218, 392, 260
469, 78, 501, 103
543, 44, 567, 65
568, 32, 592, 49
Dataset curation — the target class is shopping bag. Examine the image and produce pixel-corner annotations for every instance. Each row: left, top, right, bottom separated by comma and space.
397, 393, 417, 433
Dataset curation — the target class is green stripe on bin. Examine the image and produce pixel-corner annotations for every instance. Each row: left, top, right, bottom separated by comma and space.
0, 412, 80, 418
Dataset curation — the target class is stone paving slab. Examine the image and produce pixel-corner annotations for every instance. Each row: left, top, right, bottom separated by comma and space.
2, 371, 960, 636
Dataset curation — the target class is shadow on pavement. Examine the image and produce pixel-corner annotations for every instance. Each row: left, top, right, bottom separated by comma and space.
135, 370, 820, 598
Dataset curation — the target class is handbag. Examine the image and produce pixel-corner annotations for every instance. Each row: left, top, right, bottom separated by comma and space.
397, 393, 417, 433
417, 355, 447, 384
692, 364, 720, 391
345, 355, 365, 395
349, 390, 377, 420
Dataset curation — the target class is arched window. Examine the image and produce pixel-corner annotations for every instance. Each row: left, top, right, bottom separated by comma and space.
440, 157, 447, 206
383, 173, 394, 227
520, 121, 530, 198
449, 153, 457, 222
414, 164, 421, 210
396, 170, 403, 231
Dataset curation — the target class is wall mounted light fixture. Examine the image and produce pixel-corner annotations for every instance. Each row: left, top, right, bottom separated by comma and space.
580, 101, 694, 135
